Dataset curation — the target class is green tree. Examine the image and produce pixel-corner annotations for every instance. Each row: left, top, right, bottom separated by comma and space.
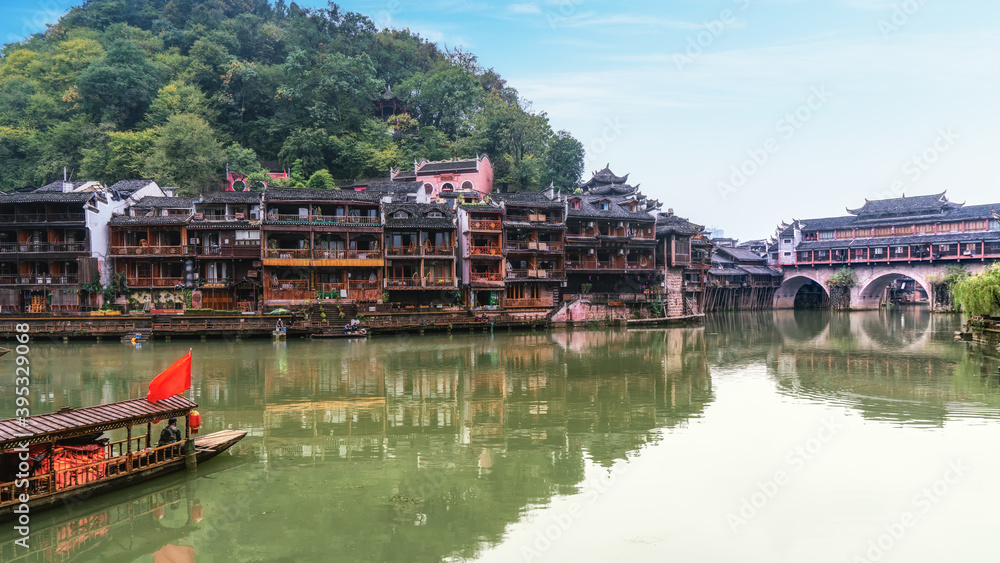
542, 131, 585, 192
306, 169, 335, 190
400, 66, 483, 137
226, 142, 263, 176
144, 113, 225, 195
953, 264, 1000, 316
143, 80, 217, 127
82, 128, 156, 184
76, 39, 161, 129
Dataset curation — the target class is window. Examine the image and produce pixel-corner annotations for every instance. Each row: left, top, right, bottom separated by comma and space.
235, 230, 260, 240
874, 247, 884, 255
570, 199, 581, 210
393, 211, 409, 219
938, 244, 950, 251
783, 239, 792, 244
442, 183, 454, 191
783, 252, 791, 256
423, 183, 433, 195
428, 211, 443, 218
599, 201, 609, 211
819, 231, 834, 240
461, 181, 474, 191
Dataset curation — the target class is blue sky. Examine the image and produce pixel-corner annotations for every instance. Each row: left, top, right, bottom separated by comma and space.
4, 0, 999, 239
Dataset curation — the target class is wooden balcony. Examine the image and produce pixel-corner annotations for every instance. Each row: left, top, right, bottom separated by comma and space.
505, 240, 564, 252
470, 245, 503, 257
470, 219, 502, 232
264, 248, 312, 260
0, 242, 88, 254
197, 243, 261, 258
127, 277, 184, 288
505, 214, 563, 224
505, 298, 551, 308
507, 269, 564, 280
0, 274, 79, 285
386, 276, 457, 289
111, 245, 193, 256
470, 272, 504, 283
264, 214, 380, 226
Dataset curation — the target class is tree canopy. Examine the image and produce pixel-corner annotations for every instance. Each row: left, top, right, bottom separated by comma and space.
0, 0, 585, 194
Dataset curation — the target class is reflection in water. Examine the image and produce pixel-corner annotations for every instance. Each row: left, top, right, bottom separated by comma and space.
0, 328, 711, 562
2, 310, 999, 561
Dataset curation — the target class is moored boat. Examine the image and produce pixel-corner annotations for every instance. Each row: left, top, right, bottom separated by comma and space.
0, 396, 246, 520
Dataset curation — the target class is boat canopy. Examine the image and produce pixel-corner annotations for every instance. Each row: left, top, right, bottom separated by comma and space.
0, 396, 197, 450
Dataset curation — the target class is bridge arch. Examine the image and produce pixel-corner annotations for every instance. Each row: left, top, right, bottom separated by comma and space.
774, 274, 830, 309
855, 272, 931, 309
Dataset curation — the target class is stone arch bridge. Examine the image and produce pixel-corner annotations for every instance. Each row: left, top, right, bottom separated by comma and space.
773, 263, 989, 310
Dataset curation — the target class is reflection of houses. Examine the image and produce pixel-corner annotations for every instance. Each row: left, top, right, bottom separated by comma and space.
496, 191, 567, 309
705, 246, 782, 311
656, 210, 713, 316
110, 197, 195, 294
383, 202, 458, 306
189, 192, 262, 311
565, 167, 658, 295
457, 199, 506, 308
0, 180, 163, 312
261, 188, 384, 305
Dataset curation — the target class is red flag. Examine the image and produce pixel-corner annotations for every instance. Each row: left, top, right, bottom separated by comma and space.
147, 351, 192, 402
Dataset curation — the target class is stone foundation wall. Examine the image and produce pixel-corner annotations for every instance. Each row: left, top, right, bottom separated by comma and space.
664, 269, 684, 317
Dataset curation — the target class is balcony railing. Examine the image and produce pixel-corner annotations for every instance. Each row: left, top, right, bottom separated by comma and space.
505, 298, 551, 308
470, 245, 503, 256
313, 249, 382, 261
507, 269, 563, 279
385, 276, 457, 288
0, 274, 79, 285
505, 240, 563, 252
470, 219, 502, 231
127, 277, 184, 288
264, 214, 381, 226
505, 214, 563, 224
470, 272, 504, 283
111, 245, 193, 256
198, 244, 261, 258
0, 242, 88, 253
264, 248, 312, 260
386, 245, 421, 256
46, 213, 87, 222
565, 260, 630, 270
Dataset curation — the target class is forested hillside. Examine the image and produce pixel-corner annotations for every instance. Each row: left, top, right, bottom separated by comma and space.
0, 0, 584, 194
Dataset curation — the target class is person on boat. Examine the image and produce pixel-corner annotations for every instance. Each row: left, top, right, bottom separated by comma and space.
158, 418, 182, 456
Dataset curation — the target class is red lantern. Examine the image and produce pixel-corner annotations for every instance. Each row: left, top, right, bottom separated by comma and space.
189, 411, 202, 434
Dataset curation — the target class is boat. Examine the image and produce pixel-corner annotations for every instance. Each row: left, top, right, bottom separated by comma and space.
0, 396, 246, 520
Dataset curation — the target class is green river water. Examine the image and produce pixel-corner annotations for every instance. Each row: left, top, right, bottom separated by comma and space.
2, 308, 999, 562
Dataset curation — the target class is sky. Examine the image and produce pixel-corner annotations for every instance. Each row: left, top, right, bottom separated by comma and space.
3, 0, 999, 240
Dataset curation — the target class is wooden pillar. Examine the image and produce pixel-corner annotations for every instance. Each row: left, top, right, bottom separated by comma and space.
146, 422, 152, 449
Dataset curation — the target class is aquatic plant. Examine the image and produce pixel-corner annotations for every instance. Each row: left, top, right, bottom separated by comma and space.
953, 263, 1000, 316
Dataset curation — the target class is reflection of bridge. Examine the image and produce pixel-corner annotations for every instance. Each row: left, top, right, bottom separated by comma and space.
773, 263, 989, 309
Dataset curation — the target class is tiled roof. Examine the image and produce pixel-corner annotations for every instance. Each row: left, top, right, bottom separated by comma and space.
656, 212, 704, 236
847, 192, 959, 217
493, 191, 564, 209
109, 215, 190, 226
580, 165, 629, 189
417, 158, 480, 174
0, 192, 93, 204
36, 180, 94, 193
384, 202, 456, 229
198, 191, 262, 204
567, 193, 654, 221
132, 196, 195, 209
187, 220, 258, 230
264, 187, 384, 203
340, 180, 421, 194
715, 246, 767, 264
708, 268, 747, 276
108, 179, 156, 194
742, 265, 783, 276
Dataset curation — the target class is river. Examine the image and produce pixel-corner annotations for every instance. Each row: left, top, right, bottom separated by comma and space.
2, 308, 999, 562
